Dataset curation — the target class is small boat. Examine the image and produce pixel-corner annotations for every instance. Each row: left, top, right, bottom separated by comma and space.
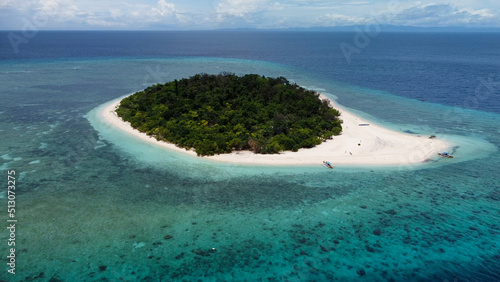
438, 152, 453, 158
323, 161, 334, 169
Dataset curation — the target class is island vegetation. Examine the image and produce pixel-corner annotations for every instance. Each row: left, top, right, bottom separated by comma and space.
116, 73, 342, 156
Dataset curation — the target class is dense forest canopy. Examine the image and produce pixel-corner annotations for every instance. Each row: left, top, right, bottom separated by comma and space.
116, 73, 342, 156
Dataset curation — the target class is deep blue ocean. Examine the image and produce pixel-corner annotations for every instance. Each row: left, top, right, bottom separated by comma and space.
0, 31, 499, 281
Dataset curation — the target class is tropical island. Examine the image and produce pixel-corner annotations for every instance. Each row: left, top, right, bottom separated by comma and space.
92, 73, 452, 166
116, 73, 343, 156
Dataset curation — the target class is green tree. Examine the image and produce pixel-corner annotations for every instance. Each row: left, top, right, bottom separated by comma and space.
116, 73, 342, 156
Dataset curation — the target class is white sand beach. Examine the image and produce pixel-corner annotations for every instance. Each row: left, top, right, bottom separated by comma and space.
100, 94, 450, 166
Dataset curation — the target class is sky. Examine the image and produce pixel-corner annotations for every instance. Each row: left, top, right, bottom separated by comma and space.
0, 0, 499, 30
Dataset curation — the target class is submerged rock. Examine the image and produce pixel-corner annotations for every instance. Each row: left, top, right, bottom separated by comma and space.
385, 209, 397, 216
315, 222, 325, 228
192, 248, 214, 257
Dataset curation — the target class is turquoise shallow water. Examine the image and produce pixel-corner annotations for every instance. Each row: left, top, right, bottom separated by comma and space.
0, 58, 499, 281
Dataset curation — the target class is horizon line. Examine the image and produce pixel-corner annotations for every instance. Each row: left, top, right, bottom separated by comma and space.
2, 26, 500, 33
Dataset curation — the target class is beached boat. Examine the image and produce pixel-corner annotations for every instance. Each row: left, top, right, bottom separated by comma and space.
323, 161, 334, 169
438, 152, 453, 158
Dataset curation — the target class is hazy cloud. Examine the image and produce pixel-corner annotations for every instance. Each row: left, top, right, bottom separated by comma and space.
387, 3, 497, 27
0, 0, 498, 29
215, 0, 278, 21
317, 14, 367, 27
153, 0, 176, 17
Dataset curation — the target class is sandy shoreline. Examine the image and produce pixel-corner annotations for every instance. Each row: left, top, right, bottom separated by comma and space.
100, 94, 450, 166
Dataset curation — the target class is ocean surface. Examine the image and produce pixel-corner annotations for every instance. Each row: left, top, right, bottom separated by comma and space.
0, 31, 499, 281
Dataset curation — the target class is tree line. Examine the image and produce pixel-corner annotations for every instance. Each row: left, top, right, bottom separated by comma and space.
116, 73, 342, 156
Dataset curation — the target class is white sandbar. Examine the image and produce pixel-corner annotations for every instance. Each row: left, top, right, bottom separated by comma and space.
100, 94, 450, 166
